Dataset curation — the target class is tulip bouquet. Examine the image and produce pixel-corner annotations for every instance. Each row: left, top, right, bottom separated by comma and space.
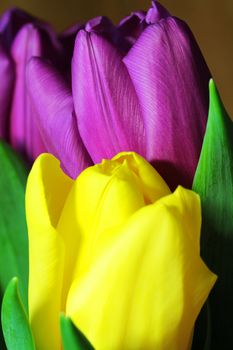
0, 1, 232, 349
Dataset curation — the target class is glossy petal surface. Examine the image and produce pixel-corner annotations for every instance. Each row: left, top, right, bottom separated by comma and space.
27, 57, 92, 178
57, 152, 170, 297
9, 24, 46, 160
67, 186, 216, 350
27, 151, 216, 350
26, 154, 73, 350
124, 16, 210, 189
72, 31, 146, 163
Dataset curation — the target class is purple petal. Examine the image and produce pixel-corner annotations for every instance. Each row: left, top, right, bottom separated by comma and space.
9, 23, 46, 160
0, 42, 14, 138
9, 22, 63, 161
27, 57, 92, 178
72, 30, 146, 163
124, 17, 210, 190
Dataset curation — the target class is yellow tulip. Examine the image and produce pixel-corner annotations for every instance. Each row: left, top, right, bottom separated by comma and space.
26, 152, 216, 350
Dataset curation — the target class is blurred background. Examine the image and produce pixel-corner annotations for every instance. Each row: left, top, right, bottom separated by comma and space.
0, 0, 232, 115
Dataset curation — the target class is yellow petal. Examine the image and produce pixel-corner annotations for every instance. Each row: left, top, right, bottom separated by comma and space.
58, 156, 146, 292
58, 152, 170, 291
67, 186, 216, 350
26, 153, 73, 350
161, 185, 202, 254
112, 152, 171, 203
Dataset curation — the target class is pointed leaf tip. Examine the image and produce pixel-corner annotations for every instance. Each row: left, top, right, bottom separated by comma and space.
192, 80, 233, 348
1, 278, 35, 350
208, 78, 231, 128
209, 78, 218, 98
60, 315, 95, 350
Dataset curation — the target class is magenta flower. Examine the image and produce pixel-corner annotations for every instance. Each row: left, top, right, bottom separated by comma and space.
2, 1, 210, 189
124, 1, 210, 189
72, 0, 210, 188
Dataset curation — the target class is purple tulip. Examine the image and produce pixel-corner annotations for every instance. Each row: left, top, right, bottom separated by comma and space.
124, 1, 210, 189
70, 0, 210, 189
27, 1, 210, 189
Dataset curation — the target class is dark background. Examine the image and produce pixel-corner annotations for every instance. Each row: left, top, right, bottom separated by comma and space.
0, 0, 232, 116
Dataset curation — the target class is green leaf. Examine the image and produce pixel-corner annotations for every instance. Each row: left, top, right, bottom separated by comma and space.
0, 141, 29, 310
60, 315, 95, 350
1, 278, 35, 350
192, 79, 233, 349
